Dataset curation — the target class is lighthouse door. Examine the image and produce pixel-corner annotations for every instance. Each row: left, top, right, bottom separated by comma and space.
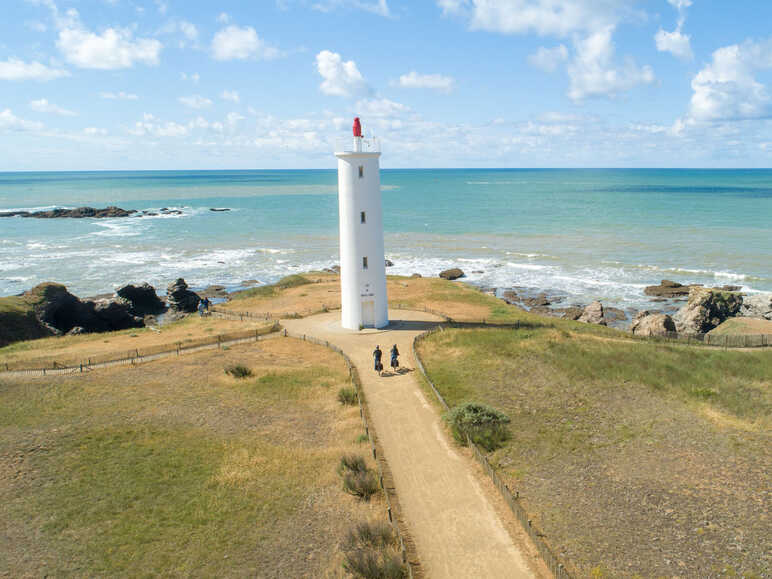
361, 300, 375, 328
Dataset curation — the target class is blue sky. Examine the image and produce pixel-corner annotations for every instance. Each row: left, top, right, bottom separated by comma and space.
1, 0, 771, 169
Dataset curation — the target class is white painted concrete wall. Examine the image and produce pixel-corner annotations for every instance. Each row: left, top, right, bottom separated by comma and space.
335, 146, 388, 329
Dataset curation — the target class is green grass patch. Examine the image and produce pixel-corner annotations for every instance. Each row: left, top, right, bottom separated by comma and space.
231, 274, 313, 301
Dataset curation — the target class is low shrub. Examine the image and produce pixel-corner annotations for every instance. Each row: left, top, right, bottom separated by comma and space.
338, 386, 358, 405
445, 402, 511, 451
224, 364, 253, 378
343, 470, 380, 501
356, 433, 369, 444
342, 521, 405, 578
338, 454, 367, 475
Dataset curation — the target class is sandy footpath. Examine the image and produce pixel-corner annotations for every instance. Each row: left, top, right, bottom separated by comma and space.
282, 310, 538, 579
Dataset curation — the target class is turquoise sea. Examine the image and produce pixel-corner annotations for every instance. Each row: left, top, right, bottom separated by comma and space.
1, 169, 770, 313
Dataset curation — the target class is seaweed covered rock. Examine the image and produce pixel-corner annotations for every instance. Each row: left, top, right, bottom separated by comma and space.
673, 287, 743, 334
439, 268, 465, 280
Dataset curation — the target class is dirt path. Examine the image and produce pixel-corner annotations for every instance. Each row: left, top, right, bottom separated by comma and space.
282, 310, 537, 579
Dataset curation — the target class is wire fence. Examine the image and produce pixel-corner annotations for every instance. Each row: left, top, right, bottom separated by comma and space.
413, 326, 574, 579
282, 328, 418, 578
2, 323, 281, 376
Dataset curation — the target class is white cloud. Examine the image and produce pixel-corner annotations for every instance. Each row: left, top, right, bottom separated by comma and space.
25, 20, 48, 32
56, 10, 162, 69
211, 25, 280, 60
178, 95, 213, 109
217, 12, 230, 24
0, 109, 44, 132
311, 0, 391, 17
181, 72, 200, 83
356, 97, 410, 118
685, 38, 772, 123
316, 50, 370, 97
83, 127, 108, 135
655, 0, 693, 61
396, 71, 455, 92
0, 58, 69, 81
29, 98, 77, 116
439, 0, 653, 100
100, 91, 139, 100
221, 90, 240, 103
568, 27, 654, 100
154, 0, 168, 15
528, 44, 568, 72
180, 20, 199, 41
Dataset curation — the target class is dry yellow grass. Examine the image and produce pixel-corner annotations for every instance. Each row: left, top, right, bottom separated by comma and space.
0, 337, 383, 577
0, 315, 274, 369
708, 316, 772, 336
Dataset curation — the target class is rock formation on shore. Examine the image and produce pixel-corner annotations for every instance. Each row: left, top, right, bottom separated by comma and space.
740, 293, 772, 320
0, 206, 137, 219
631, 311, 676, 336
673, 287, 743, 334
578, 301, 607, 325
166, 278, 200, 312
439, 268, 465, 280
116, 283, 166, 316
643, 279, 700, 298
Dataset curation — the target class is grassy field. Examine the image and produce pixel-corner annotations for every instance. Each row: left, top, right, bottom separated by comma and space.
709, 316, 772, 336
0, 315, 275, 370
0, 337, 383, 576
417, 327, 771, 578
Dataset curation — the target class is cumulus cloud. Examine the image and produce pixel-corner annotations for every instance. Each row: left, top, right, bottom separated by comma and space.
395, 71, 455, 92
438, 0, 654, 100
55, 10, 162, 69
100, 91, 139, 100
684, 38, 772, 123
316, 50, 370, 97
655, 0, 693, 61
0, 58, 69, 81
29, 98, 77, 116
211, 25, 280, 60
528, 44, 568, 72
356, 97, 410, 117
568, 27, 654, 100
178, 95, 213, 109
0, 109, 44, 132
221, 90, 240, 103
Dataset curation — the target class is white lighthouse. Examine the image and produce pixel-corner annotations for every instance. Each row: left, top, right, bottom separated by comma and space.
335, 118, 388, 330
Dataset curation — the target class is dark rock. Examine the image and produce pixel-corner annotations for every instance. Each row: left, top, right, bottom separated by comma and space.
522, 293, 550, 307
116, 282, 165, 316
66, 326, 87, 335
721, 285, 742, 292
0, 206, 138, 219
410, 273, 422, 278
439, 268, 465, 280
631, 311, 677, 336
649, 297, 668, 303
166, 278, 200, 313
385, 259, 394, 267
501, 290, 519, 304
471, 270, 484, 274
644, 280, 696, 297
556, 306, 584, 321
604, 306, 628, 322
673, 288, 743, 334
209, 208, 231, 212
90, 298, 144, 330
529, 305, 553, 316
578, 301, 607, 325
240, 279, 260, 286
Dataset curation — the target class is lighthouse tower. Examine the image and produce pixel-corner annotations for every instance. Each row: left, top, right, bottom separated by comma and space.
335, 118, 388, 330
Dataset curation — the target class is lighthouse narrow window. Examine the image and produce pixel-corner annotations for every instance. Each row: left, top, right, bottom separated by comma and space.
363, 257, 368, 270
358, 165, 364, 178
361, 211, 366, 223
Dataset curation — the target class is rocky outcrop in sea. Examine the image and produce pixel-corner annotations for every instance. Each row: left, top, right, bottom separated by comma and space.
439, 268, 465, 280
166, 278, 201, 313
631, 311, 676, 336
0, 206, 137, 219
673, 287, 743, 334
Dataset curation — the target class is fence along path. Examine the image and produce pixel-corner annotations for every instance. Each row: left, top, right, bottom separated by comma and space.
1, 323, 280, 377
281, 310, 538, 579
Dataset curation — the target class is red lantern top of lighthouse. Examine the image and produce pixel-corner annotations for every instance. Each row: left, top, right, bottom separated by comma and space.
353, 117, 362, 138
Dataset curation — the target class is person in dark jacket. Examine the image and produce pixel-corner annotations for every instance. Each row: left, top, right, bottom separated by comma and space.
390, 344, 399, 369
373, 345, 383, 375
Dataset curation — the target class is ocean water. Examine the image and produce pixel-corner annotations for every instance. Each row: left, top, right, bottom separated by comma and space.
1, 169, 770, 313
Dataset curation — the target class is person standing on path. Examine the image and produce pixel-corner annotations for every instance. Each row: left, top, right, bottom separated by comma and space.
390, 344, 399, 370
373, 345, 383, 376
